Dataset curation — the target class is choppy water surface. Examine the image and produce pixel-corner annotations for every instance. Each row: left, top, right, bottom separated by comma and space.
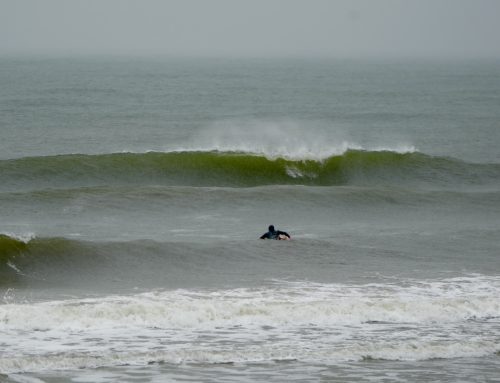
1, 57, 500, 382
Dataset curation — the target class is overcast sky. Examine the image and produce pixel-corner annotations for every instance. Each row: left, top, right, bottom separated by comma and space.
2, 0, 500, 58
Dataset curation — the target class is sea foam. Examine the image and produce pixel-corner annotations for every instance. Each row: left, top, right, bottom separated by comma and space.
175, 119, 416, 161
2, 277, 499, 330
1, 277, 500, 373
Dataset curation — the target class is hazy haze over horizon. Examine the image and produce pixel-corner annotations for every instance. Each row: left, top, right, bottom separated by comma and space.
2, 0, 500, 59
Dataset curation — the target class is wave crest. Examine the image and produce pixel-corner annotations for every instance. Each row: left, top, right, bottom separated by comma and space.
1, 149, 498, 190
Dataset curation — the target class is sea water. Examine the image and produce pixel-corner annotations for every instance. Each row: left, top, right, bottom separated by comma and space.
1, 57, 500, 382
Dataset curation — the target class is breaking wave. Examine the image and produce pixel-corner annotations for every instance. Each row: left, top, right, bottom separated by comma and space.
1, 277, 500, 373
1, 149, 499, 191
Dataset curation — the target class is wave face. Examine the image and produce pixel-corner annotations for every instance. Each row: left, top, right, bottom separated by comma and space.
1, 150, 499, 191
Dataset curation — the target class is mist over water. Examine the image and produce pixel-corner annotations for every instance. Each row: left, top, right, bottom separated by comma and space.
2, 0, 500, 58
185, 119, 361, 159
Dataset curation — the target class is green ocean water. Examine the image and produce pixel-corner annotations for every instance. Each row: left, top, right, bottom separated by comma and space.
1, 57, 500, 382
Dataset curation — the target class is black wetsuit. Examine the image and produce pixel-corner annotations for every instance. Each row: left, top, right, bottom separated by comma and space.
260, 230, 290, 240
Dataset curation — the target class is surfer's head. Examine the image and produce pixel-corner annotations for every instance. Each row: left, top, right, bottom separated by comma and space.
268, 225, 275, 232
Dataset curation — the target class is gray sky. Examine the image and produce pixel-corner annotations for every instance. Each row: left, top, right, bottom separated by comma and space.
2, 0, 500, 58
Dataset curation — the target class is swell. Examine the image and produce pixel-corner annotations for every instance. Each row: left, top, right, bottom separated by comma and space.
1, 150, 499, 191
0, 235, 291, 290
2, 185, 500, 215
0, 236, 189, 289
3, 232, 500, 292
0, 235, 95, 286
2, 235, 330, 290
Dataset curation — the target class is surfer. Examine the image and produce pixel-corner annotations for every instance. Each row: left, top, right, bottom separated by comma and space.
260, 225, 291, 240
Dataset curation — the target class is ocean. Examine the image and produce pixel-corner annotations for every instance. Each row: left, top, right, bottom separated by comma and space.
1, 56, 499, 382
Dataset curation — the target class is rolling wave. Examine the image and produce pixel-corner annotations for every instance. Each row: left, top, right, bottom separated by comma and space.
0, 235, 293, 289
0, 235, 190, 288
3, 232, 500, 293
0, 235, 83, 285
1, 150, 499, 191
